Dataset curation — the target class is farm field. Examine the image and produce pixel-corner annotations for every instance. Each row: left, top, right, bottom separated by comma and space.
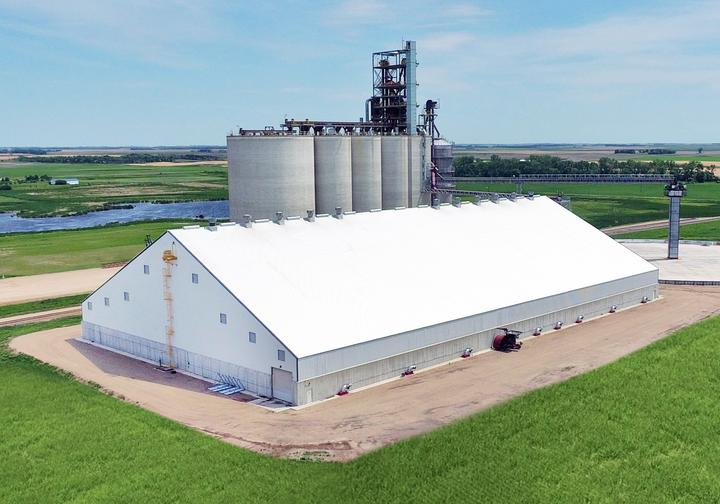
0, 162, 227, 217
454, 146, 720, 164
635, 156, 720, 163
4, 314, 720, 502
456, 182, 720, 228
616, 219, 720, 241
0, 220, 191, 277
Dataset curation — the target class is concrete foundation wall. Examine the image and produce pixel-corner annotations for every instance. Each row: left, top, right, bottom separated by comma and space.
294, 283, 657, 406
82, 321, 274, 398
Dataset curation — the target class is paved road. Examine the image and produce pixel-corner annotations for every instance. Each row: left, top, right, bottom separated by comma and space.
603, 215, 720, 235
11, 285, 720, 461
0, 267, 119, 306
0, 306, 82, 328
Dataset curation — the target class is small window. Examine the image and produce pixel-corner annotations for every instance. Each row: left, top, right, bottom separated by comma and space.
219, 313, 227, 325
104, 297, 110, 307
123, 291, 130, 302
277, 349, 286, 362
191, 273, 199, 284
143, 264, 150, 275
87, 301, 93, 310
249, 331, 256, 344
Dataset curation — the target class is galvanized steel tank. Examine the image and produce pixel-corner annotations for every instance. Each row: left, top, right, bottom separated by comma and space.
227, 135, 315, 221
351, 135, 382, 212
421, 135, 432, 205
433, 139, 454, 204
314, 136, 352, 215
381, 136, 409, 209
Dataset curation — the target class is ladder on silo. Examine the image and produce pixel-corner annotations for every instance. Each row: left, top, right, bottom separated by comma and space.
162, 249, 178, 368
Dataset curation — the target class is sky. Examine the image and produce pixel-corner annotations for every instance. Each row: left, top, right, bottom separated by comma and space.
0, 0, 719, 146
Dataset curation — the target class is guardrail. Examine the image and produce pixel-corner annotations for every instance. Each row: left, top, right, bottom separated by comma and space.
448, 174, 675, 184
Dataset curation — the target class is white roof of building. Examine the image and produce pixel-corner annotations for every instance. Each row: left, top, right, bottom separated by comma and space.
169, 196, 656, 358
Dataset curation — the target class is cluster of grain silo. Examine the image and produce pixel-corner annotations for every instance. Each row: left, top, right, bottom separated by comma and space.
227, 41, 452, 222
228, 132, 431, 221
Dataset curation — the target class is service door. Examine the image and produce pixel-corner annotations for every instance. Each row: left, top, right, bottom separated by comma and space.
272, 368, 294, 403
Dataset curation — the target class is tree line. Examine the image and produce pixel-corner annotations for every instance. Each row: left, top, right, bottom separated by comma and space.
452, 155, 718, 183
16, 152, 226, 164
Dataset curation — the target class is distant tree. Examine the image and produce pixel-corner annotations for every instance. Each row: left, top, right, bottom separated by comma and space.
452, 156, 479, 177
698, 147, 704, 154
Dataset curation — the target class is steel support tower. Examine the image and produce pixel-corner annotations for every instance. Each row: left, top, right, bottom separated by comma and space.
368, 41, 417, 134
664, 180, 687, 260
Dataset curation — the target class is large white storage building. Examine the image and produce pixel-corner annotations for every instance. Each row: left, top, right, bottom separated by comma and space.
81, 196, 658, 405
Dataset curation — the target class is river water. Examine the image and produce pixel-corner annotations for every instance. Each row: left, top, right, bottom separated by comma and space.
0, 200, 229, 234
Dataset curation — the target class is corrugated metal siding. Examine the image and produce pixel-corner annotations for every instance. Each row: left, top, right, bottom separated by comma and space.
297, 274, 658, 382
82, 321, 272, 398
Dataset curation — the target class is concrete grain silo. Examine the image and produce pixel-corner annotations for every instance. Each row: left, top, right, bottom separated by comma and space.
227, 136, 315, 221
381, 136, 409, 209
351, 135, 382, 212
314, 136, 352, 215
407, 135, 425, 208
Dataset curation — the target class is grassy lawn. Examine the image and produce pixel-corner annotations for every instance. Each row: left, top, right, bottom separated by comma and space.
3, 315, 720, 502
616, 219, 720, 241
0, 162, 227, 217
457, 182, 720, 228
0, 293, 88, 316
0, 220, 192, 277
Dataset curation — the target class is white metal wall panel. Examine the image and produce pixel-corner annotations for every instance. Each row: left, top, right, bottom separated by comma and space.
81, 233, 297, 383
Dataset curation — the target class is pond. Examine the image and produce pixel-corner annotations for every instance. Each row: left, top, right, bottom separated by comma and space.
0, 200, 229, 233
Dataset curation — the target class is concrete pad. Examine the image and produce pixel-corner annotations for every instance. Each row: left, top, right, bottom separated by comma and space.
10, 285, 720, 461
0, 267, 120, 305
622, 241, 720, 283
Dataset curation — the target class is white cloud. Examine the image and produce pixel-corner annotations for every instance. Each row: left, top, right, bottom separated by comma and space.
324, 0, 491, 27
426, 1, 720, 91
0, 0, 229, 65
442, 3, 491, 19
325, 0, 387, 25
421, 32, 476, 52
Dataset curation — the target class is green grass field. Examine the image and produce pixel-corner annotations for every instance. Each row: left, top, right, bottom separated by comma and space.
3, 315, 720, 502
0, 220, 192, 277
0, 293, 88, 316
0, 162, 227, 217
616, 219, 720, 241
457, 182, 720, 228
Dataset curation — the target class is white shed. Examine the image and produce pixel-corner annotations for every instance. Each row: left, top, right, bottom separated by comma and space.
82, 196, 658, 405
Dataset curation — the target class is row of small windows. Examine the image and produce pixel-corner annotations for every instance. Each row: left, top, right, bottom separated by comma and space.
87, 303, 285, 361
87, 292, 129, 310
143, 264, 199, 285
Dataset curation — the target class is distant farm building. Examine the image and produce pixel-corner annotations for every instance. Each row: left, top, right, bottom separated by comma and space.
81, 196, 658, 405
49, 178, 79, 185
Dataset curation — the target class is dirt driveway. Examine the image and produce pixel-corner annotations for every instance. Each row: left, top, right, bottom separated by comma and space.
0, 267, 119, 305
11, 285, 720, 461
